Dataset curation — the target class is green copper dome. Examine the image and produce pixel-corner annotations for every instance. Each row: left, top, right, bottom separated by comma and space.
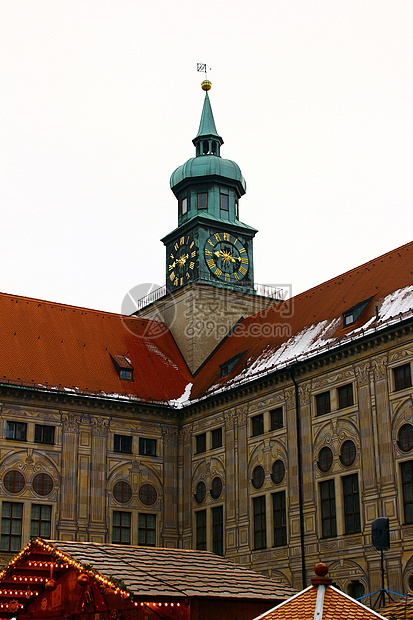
170, 155, 246, 195
170, 89, 246, 197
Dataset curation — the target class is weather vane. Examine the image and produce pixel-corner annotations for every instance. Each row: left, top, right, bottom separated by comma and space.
197, 63, 212, 91
197, 63, 211, 78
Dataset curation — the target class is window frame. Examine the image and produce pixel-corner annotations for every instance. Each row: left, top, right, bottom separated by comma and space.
114, 434, 132, 454
196, 510, 207, 551
394, 363, 412, 391
272, 491, 287, 547
338, 384, 354, 409
211, 427, 223, 449
112, 510, 131, 545
139, 437, 157, 457
34, 424, 55, 445
401, 460, 413, 524
320, 479, 337, 539
0, 502, 23, 552
212, 505, 224, 556
253, 496, 267, 550
6, 421, 27, 442
30, 504, 52, 539
251, 414, 264, 437
342, 473, 361, 535
138, 513, 156, 547
220, 193, 229, 211
197, 192, 208, 210
315, 392, 331, 416
195, 433, 207, 454
270, 407, 283, 431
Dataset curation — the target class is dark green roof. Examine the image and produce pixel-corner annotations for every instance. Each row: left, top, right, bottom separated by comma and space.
170, 155, 246, 193
194, 91, 222, 141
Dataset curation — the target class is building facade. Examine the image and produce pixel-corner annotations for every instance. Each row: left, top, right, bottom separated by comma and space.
0, 82, 413, 601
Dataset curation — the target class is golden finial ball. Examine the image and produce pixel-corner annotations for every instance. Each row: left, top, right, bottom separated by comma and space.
201, 80, 212, 91
314, 563, 329, 577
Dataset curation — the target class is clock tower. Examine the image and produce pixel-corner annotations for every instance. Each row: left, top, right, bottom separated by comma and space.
138, 81, 279, 372
163, 80, 257, 294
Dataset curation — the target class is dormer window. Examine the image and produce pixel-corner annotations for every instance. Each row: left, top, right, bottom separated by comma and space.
220, 194, 229, 211
111, 354, 134, 381
220, 351, 246, 377
342, 297, 373, 328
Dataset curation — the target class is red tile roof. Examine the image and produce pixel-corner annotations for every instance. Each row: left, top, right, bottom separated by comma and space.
192, 240, 413, 398
0, 241, 412, 405
254, 584, 389, 620
0, 293, 192, 403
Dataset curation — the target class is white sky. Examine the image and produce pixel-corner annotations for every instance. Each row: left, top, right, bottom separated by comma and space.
1, 1, 412, 314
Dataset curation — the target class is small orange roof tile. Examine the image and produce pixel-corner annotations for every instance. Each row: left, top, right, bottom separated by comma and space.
255, 584, 389, 620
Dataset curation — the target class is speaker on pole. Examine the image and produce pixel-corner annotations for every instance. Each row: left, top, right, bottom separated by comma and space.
372, 517, 390, 551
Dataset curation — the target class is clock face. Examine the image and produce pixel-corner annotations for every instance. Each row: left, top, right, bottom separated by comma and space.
168, 234, 197, 288
204, 232, 249, 282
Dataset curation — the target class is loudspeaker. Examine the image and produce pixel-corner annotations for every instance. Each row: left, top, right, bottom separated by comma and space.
372, 517, 390, 551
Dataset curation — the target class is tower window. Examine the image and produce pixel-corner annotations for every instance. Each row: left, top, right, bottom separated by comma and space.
198, 193, 207, 209
181, 197, 188, 215
220, 194, 229, 211
235, 200, 239, 219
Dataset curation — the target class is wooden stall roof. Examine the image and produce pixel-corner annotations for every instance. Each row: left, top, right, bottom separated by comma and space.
0, 539, 295, 604
48, 540, 295, 600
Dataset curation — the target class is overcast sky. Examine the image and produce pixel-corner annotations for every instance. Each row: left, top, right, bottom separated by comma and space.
1, 1, 412, 314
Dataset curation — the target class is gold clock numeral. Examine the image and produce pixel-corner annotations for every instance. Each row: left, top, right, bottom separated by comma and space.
189, 261, 195, 270
207, 239, 214, 247
170, 253, 174, 259
214, 233, 221, 242
239, 266, 247, 275
234, 273, 240, 281
168, 264, 174, 271
233, 238, 238, 245
190, 241, 195, 249
180, 236, 185, 245
215, 268, 222, 278
180, 277, 184, 286
191, 250, 196, 258
186, 272, 190, 279
241, 257, 249, 264
174, 242, 179, 251
207, 258, 216, 269
174, 278, 179, 286
223, 232, 230, 241
205, 249, 213, 256
224, 273, 230, 282
169, 272, 175, 281
239, 247, 246, 253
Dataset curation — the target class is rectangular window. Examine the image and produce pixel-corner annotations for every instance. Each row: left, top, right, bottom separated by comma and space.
316, 392, 331, 416
34, 425, 55, 445
30, 504, 52, 538
253, 496, 266, 550
139, 437, 157, 456
394, 363, 412, 391
338, 384, 354, 409
181, 197, 188, 215
401, 460, 413, 524
120, 368, 133, 381
212, 506, 224, 556
138, 513, 156, 546
320, 480, 337, 538
196, 433, 206, 454
196, 510, 206, 550
272, 491, 287, 547
211, 428, 223, 449
0, 502, 23, 552
270, 407, 283, 431
251, 414, 264, 437
235, 200, 239, 219
6, 421, 27, 441
220, 194, 229, 211
343, 474, 361, 534
114, 434, 132, 454
112, 511, 131, 544
198, 193, 207, 209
